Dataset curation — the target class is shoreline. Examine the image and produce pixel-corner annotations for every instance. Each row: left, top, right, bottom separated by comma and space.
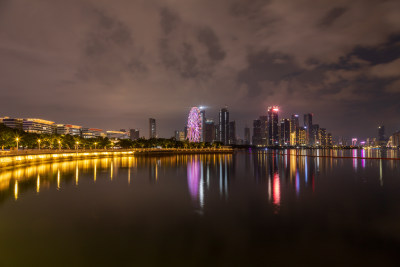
0, 148, 233, 169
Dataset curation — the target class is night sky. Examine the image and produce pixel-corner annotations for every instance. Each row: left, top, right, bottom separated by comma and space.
1, 0, 399, 139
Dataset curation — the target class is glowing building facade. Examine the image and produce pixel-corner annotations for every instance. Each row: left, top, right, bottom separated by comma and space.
267, 106, 279, 145
187, 107, 202, 142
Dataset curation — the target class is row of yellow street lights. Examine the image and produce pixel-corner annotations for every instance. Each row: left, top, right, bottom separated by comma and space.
14, 137, 98, 151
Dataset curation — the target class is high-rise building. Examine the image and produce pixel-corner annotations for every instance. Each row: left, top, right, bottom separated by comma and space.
204, 119, 216, 143
280, 119, 290, 145
252, 119, 263, 146
130, 129, 140, 140
311, 124, 319, 145
298, 127, 307, 145
267, 106, 279, 145
218, 107, 229, 145
304, 113, 313, 144
259, 116, 268, 146
200, 109, 206, 142
327, 133, 333, 146
149, 118, 156, 139
244, 127, 250, 145
290, 114, 299, 145
388, 131, 400, 147
228, 121, 236, 145
319, 128, 327, 146
378, 126, 386, 141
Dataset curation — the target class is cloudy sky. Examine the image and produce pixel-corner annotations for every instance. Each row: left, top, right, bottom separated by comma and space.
1, 0, 399, 139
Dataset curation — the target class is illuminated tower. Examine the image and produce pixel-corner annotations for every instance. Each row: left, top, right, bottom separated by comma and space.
267, 106, 279, 145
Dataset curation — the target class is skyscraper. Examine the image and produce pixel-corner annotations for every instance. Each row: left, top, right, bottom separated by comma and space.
327, 133, 333, 146
304, 113, 313, 145
378, 125, 386, 141
204, 119, 216, 143
244, 127, 250, 145
149, 118, 156, 139
311, 124, 319, 145
252, 119, 263, 146
259, 115, 268, 146
267, 106, 279, 145
200, 109, 206, 142
280, 119, 290, 145
319, 128, 327, 146
228, 121, 236, 145
218, 107, 229, 145
290, 114, 299, 145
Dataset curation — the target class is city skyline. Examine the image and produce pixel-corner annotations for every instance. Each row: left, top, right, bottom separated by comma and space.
1, 1, 400, 139
1, 104, 392, 146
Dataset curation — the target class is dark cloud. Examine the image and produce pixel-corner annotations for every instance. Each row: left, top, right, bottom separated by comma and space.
318, 7, 347, 27
77, 8, 145, 84
237, 50, 301, 96
197, 27, 226, 62
160, 7, 180, 35
351, 34, 400, 65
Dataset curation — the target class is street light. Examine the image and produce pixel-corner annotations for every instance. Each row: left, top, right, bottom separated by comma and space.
94, 142, 97, 150
15, 137, 19, 151
38, 139, 41, 150
76, 141, 79, 150
58, 140, 61, 150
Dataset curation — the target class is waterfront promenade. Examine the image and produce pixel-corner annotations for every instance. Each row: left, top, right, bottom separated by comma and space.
0, 148, 233, 169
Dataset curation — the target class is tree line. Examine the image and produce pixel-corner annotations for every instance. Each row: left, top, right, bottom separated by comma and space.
0, 124, 222, 150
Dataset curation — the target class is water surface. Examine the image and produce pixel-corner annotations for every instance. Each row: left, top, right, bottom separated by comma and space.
1, 149, 400, 266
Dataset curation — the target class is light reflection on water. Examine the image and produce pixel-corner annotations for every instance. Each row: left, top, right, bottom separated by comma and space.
1, 150, 400, 265
1, 149, 399, 207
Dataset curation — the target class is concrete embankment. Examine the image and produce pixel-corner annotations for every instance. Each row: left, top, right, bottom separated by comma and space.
0, 148, 233, 169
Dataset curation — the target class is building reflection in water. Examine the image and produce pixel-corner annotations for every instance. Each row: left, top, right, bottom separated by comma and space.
0, 150, 395, 209
361, 149, 366, 169
352, 149, 358, 171
273, 172, 280, 211
187, 156, 200, 203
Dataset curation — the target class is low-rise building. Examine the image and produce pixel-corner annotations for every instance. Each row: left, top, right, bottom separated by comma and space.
106, 130, 129, 140
3, 118, 24, 130
82, 128, 104, 139
174, 130, 185, 141
23, 118, 55, 134
56, 124, 82, 136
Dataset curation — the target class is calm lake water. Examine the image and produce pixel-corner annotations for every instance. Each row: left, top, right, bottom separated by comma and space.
1, 149, 400, 266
